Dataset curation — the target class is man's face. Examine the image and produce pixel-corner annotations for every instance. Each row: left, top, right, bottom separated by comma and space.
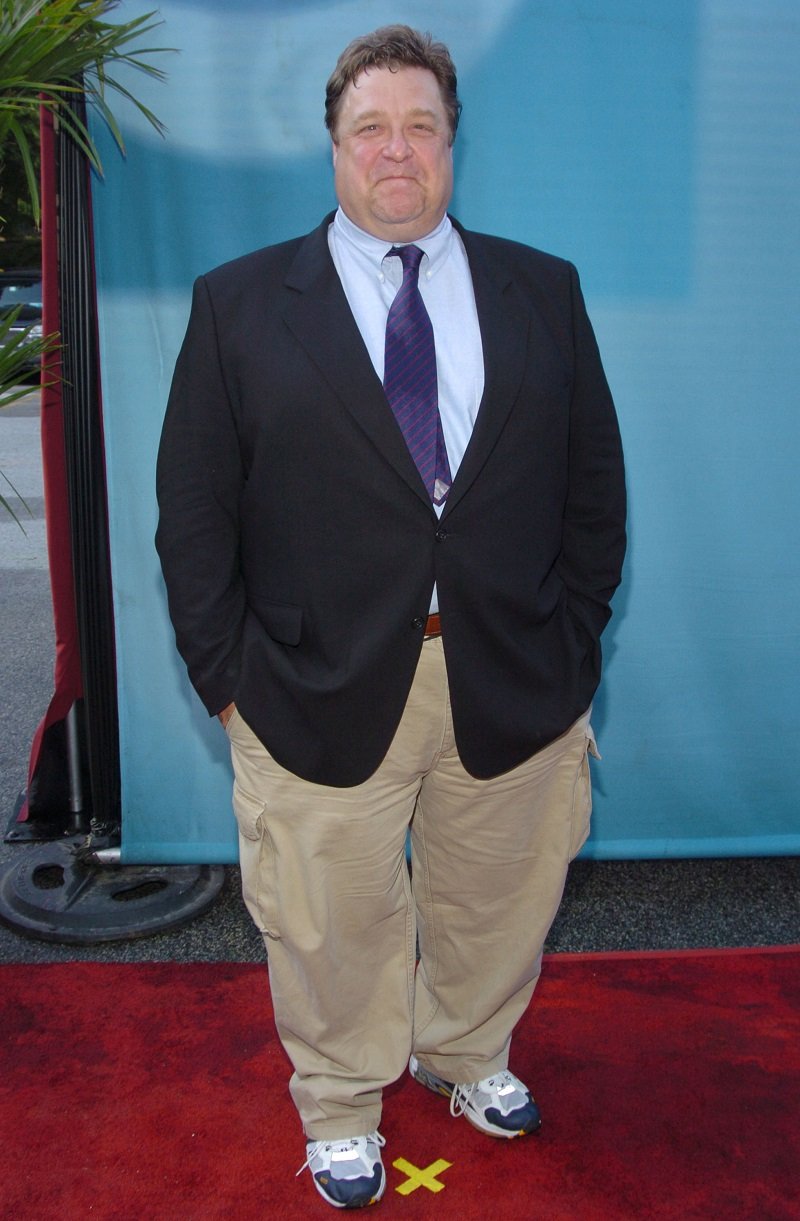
332, 65, 454, 243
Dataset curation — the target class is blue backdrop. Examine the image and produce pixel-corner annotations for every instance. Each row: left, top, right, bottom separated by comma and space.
90, 0, 800, 863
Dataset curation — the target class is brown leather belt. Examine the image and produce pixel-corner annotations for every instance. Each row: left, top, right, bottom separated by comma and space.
424, 613, 442, 639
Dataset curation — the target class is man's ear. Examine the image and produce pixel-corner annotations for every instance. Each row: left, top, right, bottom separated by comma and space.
331, 138, 339, 168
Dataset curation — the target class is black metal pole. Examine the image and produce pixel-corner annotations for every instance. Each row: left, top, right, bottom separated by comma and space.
56, 86, 121, 836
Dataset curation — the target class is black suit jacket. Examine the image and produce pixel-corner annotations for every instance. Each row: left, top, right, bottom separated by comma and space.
156, 213, 626, 784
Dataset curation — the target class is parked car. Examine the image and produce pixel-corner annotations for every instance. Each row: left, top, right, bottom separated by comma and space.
0, 269, 43, 378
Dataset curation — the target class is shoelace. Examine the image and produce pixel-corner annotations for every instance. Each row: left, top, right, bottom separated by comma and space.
449, 1071, 519, 1119
295, 1131, 386, 1178
450, 1082, 476, 1118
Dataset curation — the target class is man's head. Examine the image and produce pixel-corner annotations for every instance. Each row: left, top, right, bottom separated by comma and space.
326, 26, 462, 243
325, 26, 462, 144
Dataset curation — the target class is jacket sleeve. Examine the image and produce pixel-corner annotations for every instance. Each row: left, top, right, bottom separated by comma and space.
155, 275, 247, 715
556, 263, 627, 641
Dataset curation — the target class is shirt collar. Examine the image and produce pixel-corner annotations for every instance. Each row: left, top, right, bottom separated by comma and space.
332, 207, 453, 279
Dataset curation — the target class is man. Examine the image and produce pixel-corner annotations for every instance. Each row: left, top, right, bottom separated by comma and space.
156, 25, 625, 1210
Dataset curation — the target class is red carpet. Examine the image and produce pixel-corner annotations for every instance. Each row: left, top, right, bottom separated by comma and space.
2, 949, 799, 1220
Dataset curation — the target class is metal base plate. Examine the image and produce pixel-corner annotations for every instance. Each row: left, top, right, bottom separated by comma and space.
0, 839, 225, 944
5, 790, 76, 843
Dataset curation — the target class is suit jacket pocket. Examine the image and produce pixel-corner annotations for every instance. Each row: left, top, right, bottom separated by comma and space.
250, 597, 303, 646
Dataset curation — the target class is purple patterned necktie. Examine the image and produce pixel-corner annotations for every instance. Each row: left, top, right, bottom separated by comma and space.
383, 245, 452, 506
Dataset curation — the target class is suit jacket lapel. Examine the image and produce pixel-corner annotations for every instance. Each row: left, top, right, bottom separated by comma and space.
442, 221, 531, 516
281, 216, 435, 509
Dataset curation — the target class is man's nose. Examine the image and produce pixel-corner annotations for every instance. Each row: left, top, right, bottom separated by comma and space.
383, 130, 413, 159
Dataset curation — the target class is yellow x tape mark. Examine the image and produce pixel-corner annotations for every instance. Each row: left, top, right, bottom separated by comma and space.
393, 1156, 453, 1196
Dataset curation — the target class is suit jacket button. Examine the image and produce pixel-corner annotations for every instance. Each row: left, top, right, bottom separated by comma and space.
435, 528, 448, 542
411, 617, 425, 630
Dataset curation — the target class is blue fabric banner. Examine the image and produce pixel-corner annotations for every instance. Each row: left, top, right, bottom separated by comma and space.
90, 0, 800, 862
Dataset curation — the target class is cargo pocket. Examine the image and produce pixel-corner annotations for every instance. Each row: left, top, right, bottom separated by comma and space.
569, 724, 600, 861
231, 781, 281, 940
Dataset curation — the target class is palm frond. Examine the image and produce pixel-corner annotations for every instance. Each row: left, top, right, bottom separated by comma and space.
0, 306, 55, 407
0, 0, 173, 209
1, 0, 172, 522
1, 468, 32, 530
5, 111, 41, 217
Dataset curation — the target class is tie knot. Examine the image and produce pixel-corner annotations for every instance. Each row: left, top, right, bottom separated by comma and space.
390, 244, 425, 278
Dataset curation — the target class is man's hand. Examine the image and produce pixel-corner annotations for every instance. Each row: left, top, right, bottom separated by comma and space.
218, 702, 236, 729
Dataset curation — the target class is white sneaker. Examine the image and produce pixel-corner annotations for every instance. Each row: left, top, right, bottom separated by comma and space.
409, 1054, 541, 1138
297, 1131, 386, 1208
